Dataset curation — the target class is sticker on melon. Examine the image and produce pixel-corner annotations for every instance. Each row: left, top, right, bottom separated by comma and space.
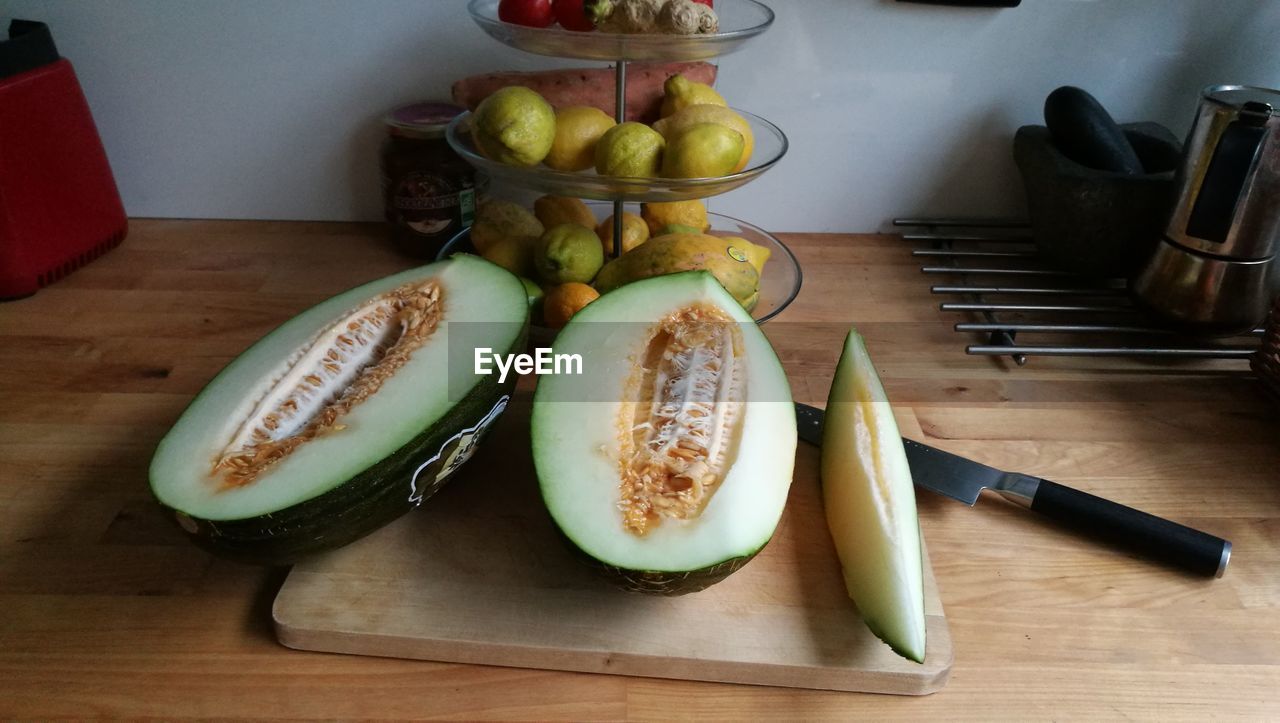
532, 271, 796, 595
821, 329, 926, 663
149, 255, 529, 564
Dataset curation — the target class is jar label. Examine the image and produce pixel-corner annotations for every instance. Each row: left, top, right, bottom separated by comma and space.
390, 171, 472, 239
460, 188, 476, 226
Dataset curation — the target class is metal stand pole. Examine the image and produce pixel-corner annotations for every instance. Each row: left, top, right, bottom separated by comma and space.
612, 60, 627, 259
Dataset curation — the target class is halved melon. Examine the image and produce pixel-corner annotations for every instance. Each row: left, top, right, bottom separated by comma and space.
821, 329, 926, 662
150, 255, 528, 564
532, 271, 796, 594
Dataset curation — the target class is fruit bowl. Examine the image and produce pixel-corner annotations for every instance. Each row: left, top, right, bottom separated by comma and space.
467, 0, 775, 62
436, 205, 802, 324
446, 109, 788, 203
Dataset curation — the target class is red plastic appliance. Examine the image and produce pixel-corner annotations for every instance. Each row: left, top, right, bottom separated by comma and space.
0, 20, 127, 299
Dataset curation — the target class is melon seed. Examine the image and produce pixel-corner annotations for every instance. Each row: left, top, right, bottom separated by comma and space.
617, 304, 746, 535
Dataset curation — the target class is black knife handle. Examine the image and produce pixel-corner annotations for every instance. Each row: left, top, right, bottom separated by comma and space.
1030, 480, 1230, 577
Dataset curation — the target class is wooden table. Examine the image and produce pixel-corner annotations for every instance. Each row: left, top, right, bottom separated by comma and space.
3, 220, 1277, 719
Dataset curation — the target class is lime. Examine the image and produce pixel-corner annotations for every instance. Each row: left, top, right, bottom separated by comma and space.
535, 224, 605, 284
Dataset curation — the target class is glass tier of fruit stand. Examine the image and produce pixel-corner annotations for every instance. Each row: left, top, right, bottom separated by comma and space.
445, 0, 800, 323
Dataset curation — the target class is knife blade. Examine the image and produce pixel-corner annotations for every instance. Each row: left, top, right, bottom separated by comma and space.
795, 402, 1231, 578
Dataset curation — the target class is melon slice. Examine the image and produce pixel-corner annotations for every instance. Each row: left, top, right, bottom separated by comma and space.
821, 329, 927, 663
149, 255, 528, 564
532, 271, 796, 594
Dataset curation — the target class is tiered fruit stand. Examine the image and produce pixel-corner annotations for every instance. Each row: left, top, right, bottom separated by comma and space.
444, 0, 800, 322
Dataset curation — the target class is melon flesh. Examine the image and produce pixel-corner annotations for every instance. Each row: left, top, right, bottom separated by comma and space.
821, 329, 926, 663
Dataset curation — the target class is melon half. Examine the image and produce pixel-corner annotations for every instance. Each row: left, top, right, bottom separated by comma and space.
532, 271, 797, 594
150, 255, 529, 563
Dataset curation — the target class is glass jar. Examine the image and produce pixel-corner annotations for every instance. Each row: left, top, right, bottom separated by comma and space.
380, 102, 485, 258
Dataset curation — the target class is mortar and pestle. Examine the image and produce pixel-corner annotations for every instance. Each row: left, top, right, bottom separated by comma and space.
1014, 86, 1181, 278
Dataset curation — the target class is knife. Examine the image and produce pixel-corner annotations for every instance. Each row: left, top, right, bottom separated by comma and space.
795, 403, 1231, 578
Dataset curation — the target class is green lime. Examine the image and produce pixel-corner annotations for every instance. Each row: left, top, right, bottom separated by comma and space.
535, 224, 605, 284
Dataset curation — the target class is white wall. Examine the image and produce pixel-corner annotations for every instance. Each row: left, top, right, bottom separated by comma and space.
2, 0, 1276, 232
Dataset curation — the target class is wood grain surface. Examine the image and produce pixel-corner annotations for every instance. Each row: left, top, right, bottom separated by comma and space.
2, 219, 1278, 719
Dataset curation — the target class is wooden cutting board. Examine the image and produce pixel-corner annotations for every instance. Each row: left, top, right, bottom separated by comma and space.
273, 396, 953, 695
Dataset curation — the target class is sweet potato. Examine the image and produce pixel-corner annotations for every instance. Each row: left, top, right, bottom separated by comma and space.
451, 62, 717, 124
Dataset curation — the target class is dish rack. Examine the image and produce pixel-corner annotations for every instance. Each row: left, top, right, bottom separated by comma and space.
1254, 297, 1280, 396
895, 217, 1263, 367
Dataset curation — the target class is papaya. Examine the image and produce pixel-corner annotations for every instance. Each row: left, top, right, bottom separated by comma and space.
593, 233, 759, 309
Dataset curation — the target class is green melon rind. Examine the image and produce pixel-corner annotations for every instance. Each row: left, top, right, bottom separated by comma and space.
557, 525, 761, 595
149, 256, 529, 564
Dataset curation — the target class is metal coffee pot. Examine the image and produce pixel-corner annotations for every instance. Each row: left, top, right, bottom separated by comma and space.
1133, 85, 1280, 335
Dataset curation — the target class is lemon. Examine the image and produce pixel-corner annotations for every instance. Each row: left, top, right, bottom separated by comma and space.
534, 196, 597, 229
661, 123, 744, 179
545, 106, 615, 172
597, 212, 650, 257
472, 86, 556, 167
660, 74, 727, 118
470, 199, 543, 254
542, 282, 600, 329
535, 224, 605, 284
641, 200, 709, 237
595, 122, 665, 178
653, 105, 754, 173
481, 235, 536, 278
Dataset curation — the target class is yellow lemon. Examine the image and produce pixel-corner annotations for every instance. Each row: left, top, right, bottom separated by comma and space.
653, 104, 754, 172
471, 86, 556, 167
534, 196, 597, 229
545, 106, 615, 172
661, 122, 744, 178
470, 199, 543, 254
542, 282, 600, 329
640, 199, 709, 237
480, 235, 536, 278
597, 212, 650, 257
658, 223, 703, 236
660, 74, 727, 118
